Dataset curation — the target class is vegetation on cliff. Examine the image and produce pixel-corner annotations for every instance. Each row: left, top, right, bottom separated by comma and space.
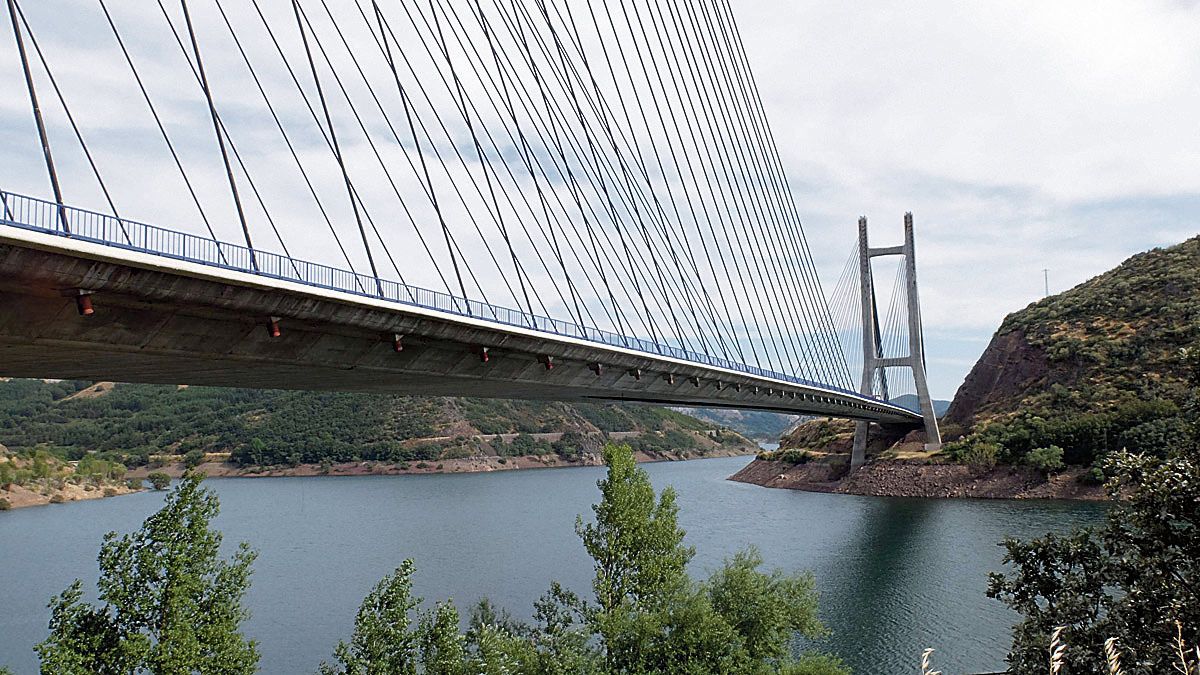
942, 236, 1200, 471
0, 379, 746, 471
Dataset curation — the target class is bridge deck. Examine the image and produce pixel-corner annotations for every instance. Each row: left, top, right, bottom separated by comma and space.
0, 191, 919, 424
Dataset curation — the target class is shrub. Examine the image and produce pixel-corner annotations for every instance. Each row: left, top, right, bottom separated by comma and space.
183, 449, 206, 470
959, 442, 1001, 470
126, 478, 143, 490
989, 451, 1200, 673
0, 497, 10, 510
1024, 446, 1065, 474
103, 487, 118, 497
49, 494, 65, 504
147, 472, 171, 490
776, 449, 813, 465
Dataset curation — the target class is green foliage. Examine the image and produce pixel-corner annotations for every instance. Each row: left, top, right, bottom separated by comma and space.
705, 547, 823, 663
183, 449, 206, 470
779, 654, 851, 675
952, 397, 1191, 468
577, 444, 693, 623
1023, 445, 1065, 474
954, 238, 1200, 470
1118, 416, 1193, 457
675, 408, 799, 441
146, 472, 171, 491
505, 433, 553, 458
758, 449, 812, 465
988, 451, 1200, 674
0, 380, 731, 470
36, 474, 259, 674
954, 441, 1000, 470
318, 562, 422, 675
324, 444, 839, 675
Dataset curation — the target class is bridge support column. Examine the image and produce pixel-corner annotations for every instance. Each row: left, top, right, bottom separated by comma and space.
850, 214, 941, 472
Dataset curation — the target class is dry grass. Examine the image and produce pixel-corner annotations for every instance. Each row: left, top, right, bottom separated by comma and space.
922, 622, 1197, 674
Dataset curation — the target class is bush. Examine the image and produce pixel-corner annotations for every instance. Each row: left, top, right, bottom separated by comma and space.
126, 478, 143, 490
0, 497, 10, 510
989, 451, 1200, 673
776, 449, 812, 465
958, 442, 1001, 470
103, 487, 118, 497
49, 494, 65, 504
1023, 445, 1065, 474
183, 449, 206, 470
147, 472, 171, 490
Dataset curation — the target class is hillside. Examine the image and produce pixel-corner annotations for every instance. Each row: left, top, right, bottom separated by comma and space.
731, 235, 1200, 499
0, 446, 142, 510
942, 235, 1200, 468
889, 395, 951, 417
0, 380, 752, 474
671, 407, 801, 440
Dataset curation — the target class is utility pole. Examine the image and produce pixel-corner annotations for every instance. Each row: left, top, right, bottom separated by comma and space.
1043, 269, 1049, 297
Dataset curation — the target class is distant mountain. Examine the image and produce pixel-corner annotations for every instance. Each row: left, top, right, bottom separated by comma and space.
673, 407, 802, 441
888, 395, 951, 417
0, 380, 751, 469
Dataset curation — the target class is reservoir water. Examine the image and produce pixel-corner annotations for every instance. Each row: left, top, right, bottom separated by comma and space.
0, 456, 1105, 674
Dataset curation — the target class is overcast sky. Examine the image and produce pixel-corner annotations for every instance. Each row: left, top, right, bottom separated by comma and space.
734, 0, 1200, 397
2, 1, 1197, 400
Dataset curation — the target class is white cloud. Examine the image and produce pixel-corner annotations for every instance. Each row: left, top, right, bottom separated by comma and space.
2, 0, 1196, 400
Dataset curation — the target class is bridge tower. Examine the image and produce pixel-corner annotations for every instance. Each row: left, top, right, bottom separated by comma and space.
850, 213, 941, 470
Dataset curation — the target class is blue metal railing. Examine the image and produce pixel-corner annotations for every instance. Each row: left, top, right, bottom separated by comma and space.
0, 190, 905, 411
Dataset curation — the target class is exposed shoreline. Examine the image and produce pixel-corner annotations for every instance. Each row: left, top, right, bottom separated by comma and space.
126, 446, 753, 480
0, 481, 144, 510
728, 457, 1107, 501
2, 448, 754, 511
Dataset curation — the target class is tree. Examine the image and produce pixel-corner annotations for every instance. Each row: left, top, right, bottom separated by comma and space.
706, 547, 823, 664
325, 443, 841, 675
1023, 445, 1065, 474
183, 450, 205, 470
989, 451, 1200, 674
36, 473, 259, 674
318, 562, 422, 675
147, 472, 170, 491
576, 443, 841, 675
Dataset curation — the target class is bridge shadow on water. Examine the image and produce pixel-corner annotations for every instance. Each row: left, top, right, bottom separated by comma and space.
799, 494, 1024, 675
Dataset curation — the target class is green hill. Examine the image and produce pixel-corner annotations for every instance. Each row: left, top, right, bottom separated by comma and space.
670, 407, 801, 441
0, 380, 749, 470
942, 235, 1200, 469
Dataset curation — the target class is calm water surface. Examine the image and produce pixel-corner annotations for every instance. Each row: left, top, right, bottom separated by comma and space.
0, 456, 1105, 674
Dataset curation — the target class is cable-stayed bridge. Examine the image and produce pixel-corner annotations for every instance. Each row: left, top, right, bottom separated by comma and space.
0, 0, 939, 453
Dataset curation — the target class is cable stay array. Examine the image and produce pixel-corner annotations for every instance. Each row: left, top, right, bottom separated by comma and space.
2, 0, 858, 392
825, 241, 921, 408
